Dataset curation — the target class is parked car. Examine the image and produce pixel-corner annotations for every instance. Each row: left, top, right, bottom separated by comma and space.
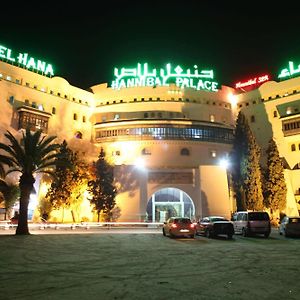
279, 216, 300, 237
162, 217, 195, 238
195, 216, 234, 239
232, 211, 271, 238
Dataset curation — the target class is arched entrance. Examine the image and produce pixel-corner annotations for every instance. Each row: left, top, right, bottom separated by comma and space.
146, 188, 195, 222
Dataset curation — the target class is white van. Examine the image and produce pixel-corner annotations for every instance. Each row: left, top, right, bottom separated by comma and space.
232, 211, 271, 238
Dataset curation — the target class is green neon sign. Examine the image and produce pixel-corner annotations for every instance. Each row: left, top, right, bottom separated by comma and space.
0, 44, 54, 76
278, 61, 300, 79
111, 63, 218, 92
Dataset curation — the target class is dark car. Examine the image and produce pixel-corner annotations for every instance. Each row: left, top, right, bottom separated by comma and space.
162, 217, 196, 238
196, 216, 234, 239
279, 216, 300, 237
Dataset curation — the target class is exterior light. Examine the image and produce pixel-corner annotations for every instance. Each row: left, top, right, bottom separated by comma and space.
219, 158, 230, 169
228, 93, 237, 106
134, 157, 146, 170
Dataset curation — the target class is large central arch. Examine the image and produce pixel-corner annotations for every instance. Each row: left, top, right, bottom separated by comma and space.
146, 187, 195, 222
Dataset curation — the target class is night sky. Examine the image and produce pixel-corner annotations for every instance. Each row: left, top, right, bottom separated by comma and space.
1, 1, 300, 90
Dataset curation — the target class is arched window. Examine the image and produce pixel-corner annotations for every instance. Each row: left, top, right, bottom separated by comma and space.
75, 131, 82, 139
52, 107, 56, 114
181, 148, 190, 156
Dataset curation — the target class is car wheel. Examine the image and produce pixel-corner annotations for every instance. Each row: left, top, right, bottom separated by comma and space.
227, 233, 233, 239
162, 228, 166, 236
205, 229, 211, 238
242, 228, 248, 237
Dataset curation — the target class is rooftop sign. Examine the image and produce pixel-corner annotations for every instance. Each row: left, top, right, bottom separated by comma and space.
278, 61, 300, 79
235, 74, 269, 89
0, 44, 54, 76
111, 63, 218, 92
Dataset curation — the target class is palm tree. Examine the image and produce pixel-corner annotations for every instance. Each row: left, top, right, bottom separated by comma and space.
0, 128, 60, 235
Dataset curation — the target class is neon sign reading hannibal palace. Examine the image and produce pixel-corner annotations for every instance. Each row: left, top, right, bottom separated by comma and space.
0, 44, 54, 76
111, 63, 219, 91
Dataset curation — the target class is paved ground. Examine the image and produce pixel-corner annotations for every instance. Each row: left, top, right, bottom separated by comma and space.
0, 227, 299, 300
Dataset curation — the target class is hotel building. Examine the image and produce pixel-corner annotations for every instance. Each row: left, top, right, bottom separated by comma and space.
0, 45, 299, 222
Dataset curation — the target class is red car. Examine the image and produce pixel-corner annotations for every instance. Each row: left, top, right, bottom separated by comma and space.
162, 217, 196, 238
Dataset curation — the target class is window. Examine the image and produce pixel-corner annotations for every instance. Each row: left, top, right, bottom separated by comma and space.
9, 96, 14, 104
114, 114, 120, 120
250, 115, 255, 123
73, 113, 77, 121
273, 111, 278, 118
144, 113, 149, 118
180, 148, 190, 156
18, 110, 49, 133
291, 144, 296, 151
75, 131, 82, 139
210, 114, 215, 122
83, 116, 86, 122
26, 82, 30, 87
25, 99, 29, 105
52, 107, 56, 114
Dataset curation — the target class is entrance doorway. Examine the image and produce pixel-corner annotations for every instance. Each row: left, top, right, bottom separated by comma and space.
146, 188, 195, 222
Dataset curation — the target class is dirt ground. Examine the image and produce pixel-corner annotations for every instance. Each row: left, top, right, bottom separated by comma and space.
0, 228, 299, 300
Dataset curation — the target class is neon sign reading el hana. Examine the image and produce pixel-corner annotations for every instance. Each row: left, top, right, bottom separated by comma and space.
111, 63, 219, 92
235, 74, 269, 89
0, 44, 54, 76
278, 61, 300, 79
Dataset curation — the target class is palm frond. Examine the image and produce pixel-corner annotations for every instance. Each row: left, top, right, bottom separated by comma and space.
6, 167, 22, 175
37, 135, 57, 150
0, 143, 19, 162
0, 154, 16, 167
4, 131, 25, 166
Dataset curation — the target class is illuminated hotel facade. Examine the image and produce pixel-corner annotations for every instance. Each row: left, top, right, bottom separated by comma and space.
0, 45, 299, 222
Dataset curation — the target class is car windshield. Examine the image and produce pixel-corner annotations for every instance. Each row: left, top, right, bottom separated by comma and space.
174, 218, 191, 224
210, 217, 226, 222
248, 212, 269, 221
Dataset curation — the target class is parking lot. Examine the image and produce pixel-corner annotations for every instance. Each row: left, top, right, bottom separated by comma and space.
0, 227, 299, 300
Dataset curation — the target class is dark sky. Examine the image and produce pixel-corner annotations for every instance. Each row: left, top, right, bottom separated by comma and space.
1, 1, 300, 90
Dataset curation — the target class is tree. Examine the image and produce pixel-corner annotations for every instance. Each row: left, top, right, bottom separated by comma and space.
242, 130, 264, 211
231, 112, 249, 211
87, 148, 117, 222
0, 128, 60, 235
231, 111, 264, 211
263, 138, 287, 220
0, 180, 20, 220
45, 140, 90, 222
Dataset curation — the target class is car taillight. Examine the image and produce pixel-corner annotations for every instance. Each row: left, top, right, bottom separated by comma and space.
190, 224, 195, 228
171, 224, 178, 228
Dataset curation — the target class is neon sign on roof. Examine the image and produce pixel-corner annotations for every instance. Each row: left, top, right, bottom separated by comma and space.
111, 63, 219, 92
278, 61, 300, 79
0, 44, 54, 76
235, 74, 269, 89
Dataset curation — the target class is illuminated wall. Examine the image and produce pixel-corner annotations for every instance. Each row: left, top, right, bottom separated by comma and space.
235, 78, 300, 216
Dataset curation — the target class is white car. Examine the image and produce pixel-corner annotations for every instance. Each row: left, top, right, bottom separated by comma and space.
279, 216, 300, 237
